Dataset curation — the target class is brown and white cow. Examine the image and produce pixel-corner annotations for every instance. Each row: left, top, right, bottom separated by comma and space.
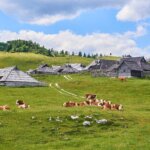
102, 101, 112, 110
16, 100, 30, 109
0, 105, 10, 111
63, 101, 78, 107
78, 101, 87, 106
85, 94, 97, 100
111, 104, 123, 110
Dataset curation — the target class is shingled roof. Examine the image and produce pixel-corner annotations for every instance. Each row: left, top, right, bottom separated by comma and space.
107, 56, 150, 72
141, 62, 150, 71
0, 66, 44, 86
34, 64, 61, 74
58, 64, 79, 74
121, 57, 145, 62
123, 61, 143, 71
86, 59, 118, 70
66, 63, 85, 71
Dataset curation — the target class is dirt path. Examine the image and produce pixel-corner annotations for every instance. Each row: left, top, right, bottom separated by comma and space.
63, 75, 70, 80
49, 82, 84, 99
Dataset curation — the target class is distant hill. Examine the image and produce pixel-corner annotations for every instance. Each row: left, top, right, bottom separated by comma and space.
0, 40, 69, 57
0, 40, 121, 59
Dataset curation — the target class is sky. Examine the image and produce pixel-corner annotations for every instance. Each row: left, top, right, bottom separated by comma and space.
0, 0, 150, 57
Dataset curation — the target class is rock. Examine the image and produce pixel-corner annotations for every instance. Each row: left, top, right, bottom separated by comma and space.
83, 121, 91, 126
95, 119, 108, 124
84, 116, 92, 119
70, 115, 79, 120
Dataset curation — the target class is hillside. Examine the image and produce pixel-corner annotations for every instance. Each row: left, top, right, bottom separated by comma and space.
0, 52, 149, 150
0, 52, 94, 71
0, 40, 107, 59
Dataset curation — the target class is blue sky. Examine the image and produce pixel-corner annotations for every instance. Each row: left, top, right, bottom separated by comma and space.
0, 0, 150, 57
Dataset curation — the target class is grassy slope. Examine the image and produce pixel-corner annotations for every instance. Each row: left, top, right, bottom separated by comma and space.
0, 52, 150, 150
0, 52, 93, 71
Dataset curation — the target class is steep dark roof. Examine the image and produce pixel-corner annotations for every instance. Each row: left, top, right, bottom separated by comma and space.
119, 56, 150, 71
38, 64, 49, 69
87, 59, 118, 70
120, 57, 146, 64
100, 60, 118, 70
141, 62, 150, 71
58, 64, 79, 73
36, 64, 61, 74
124, 61, 142, 71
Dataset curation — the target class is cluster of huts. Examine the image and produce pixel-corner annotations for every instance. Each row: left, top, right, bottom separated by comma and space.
90, 56, 150, 78
27, 56, 150, 78
27, 63, 86, 75
0, 56, 150, 87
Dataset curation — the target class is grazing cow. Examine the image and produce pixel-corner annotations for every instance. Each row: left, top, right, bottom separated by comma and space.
111, 104, 123, 110
63, 101, 78, 107
85, 94, 96, 100
16, 100, 30, 109
0, 105, 10, 111
118, 76, 126, 82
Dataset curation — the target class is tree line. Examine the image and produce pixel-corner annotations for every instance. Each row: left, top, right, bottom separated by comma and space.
0, 39, 103, 58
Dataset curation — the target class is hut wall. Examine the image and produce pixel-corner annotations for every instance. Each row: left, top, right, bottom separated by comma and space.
143, 71, 150, 77
3, 81, 43, 87
91, 70, 108, 77
107, 71, 118, 77
118, 64, 131, 77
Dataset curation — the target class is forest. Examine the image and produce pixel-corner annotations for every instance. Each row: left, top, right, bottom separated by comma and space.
0, 40, 99, 58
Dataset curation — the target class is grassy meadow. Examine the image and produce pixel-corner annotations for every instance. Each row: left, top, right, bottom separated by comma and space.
0, 52, 93, 71
0, 52, 150, 150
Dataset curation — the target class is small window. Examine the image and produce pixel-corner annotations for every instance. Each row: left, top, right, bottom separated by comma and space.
0, 76, 3, 80
123, 69, 126, 72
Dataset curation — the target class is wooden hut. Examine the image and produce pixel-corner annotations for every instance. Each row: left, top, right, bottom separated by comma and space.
0, 66, 44, 86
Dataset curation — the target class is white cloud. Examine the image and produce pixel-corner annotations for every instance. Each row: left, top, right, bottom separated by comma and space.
0, 26, 149, 57
117, 0, 150, 21
0, 0, 150, 24
124, 25, 147, 38
0, 0, 128, 25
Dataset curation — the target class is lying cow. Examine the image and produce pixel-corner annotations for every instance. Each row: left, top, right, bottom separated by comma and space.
0, 105, 10, 111
77, 101, 87, 106
86, 99, 100, 106
111, 104, 123, 111
102, 102, 123, 111
16, 100, 30, 109
102, 102, 112, 110
63, 101, 78, 107
85, 94, 96, 100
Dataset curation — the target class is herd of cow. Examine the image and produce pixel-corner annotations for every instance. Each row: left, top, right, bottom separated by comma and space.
0, 94, 123, 111
0, 100, 30, 111
63, 94, 123, 111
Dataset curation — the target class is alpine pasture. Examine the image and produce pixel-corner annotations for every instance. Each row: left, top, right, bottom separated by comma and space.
0, 52, 150, 150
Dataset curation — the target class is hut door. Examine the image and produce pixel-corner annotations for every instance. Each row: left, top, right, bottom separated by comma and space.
131, 70, 142, 77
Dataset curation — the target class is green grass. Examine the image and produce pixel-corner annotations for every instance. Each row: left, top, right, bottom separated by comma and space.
0, 52, 93, 71
0, 52, 150, 150
98, 56, 120, 60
